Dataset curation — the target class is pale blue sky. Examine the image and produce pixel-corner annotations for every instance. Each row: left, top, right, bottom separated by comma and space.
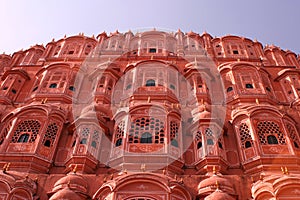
0, 0, 299, 54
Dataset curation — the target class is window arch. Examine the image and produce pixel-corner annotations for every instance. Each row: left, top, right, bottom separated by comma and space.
195, 130, 202, 149
140, 132, 153, 143
80, 127, 90, 145
11, 120, 41, 143
42, 70, 68, 91
17, 133, 30, 143
257, 121, 286, 145
239, 123, 253, 148
267, 135, 278, 144
115, 121, 125, 147
170, 121, 179, 147
128, 117, 164, 144
205, 128, 214, 145
42, 123, 58, 147
91, 130, 99, 148
286, 123, 300, 149
145, 79, 156, 86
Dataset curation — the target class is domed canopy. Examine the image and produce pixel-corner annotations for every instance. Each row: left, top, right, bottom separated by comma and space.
204, 189, 235, 200
49, 187, 83, 200
198, 175, 235, 195
53, 173, 88, 193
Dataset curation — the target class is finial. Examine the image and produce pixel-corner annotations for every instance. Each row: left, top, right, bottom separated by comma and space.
174, 174, 178, 180
141, 164, 146, 172
179, 177, 183, 184
72, 164, 77, 173
103, 176, 107, 182
124, 169, 127, 174
285, 166, 289, 175
216, 180, 220, 189
162, 168, 166, 175
52, 38, 55, 42
67, 180, 71, 187
251, 176, 255, 183
92, 34, 95, 39
64, 34, 66, 39
212, 165, 217, 175
147, 96, 151, 103
110, 174, 114, 180
3, 163, 10, 173
256, 98, 259, 105
259, 174, 263, 180
151, 55, 153, 60
34, 177, 38, 183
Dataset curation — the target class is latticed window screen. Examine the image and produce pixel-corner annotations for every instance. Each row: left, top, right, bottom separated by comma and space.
42, 123, 58, 147
239, 123, 253, 148
195, 130, 202, 149
170, 121, 179, 147
11, 120, 41, 143
205, 128, 214, 145
80, 127, 90, 144
128, 117, 164, 144
91, 130, 100, 148
286, 123, 300, 148
257, 121, 286, 145
115, 121, 125, 147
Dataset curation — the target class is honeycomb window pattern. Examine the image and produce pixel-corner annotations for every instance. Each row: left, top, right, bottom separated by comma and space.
91, 130, 100, 148
128, 117, 164, 144
115, 121, 125, 147
205, 128, 214, 145
286, 123, 300, 148
239, 123, 253, 148
11, 120, 41, 143
42, 123, 58, 147
170, 121, 179, 147
80, 127, 90, 144
195, 130, 202, 149
257, 121, 286, 145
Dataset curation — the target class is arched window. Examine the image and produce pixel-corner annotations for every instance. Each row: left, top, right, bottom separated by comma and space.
116, 138, 122, 147
128, 117, 164, 144
207, 138, 214, 145
115, 121, 125, 147
286, 123, 300, 149
91, 141, 97, 148
140, 132, 152, 143
257, 121, 286, 145
205, 128, 214, 146
195, 130, 202, 149
171, 139, 178, 147
42, 123, 58, 147
49, 83, 57, 88
11, 120, 41, 143
170, 121, 179, 147
17, 133, 30, 143
145, 79, 155, 86
267, 135, 278, 144
239, 123, 253, 149
227, 86, 233, 92
197, 141, 202, 149
245, 83, 254, 89
80, 138, 87, 144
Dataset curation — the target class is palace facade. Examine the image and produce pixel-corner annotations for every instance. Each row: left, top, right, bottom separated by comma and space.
0, 29, 300, 199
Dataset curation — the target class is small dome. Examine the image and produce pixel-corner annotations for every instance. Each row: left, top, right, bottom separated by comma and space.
53, 173, 87, 193
199, 110, 211, 119
204, 189, 235, 200
198, 175, 233, 191
50, 188, 83, 200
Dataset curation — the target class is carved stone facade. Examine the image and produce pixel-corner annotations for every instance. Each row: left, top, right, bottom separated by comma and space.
0, 29, 300, 199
